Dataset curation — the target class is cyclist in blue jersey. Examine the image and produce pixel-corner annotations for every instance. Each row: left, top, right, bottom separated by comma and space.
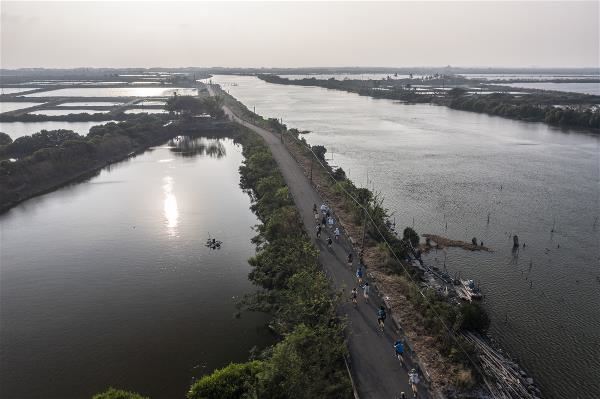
394, 339, 405, 365
377, 305, 386, 331
356, 266, 364, 286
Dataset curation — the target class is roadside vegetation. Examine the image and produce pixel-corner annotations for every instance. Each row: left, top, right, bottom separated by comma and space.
259, 74, 600, 131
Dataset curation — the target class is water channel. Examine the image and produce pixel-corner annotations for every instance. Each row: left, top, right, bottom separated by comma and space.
0, 135, 272, 398
211, 74, 600, 399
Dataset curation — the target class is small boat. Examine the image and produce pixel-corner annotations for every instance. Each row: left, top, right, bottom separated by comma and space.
457, 279, 482, 302
205, 237, 223, 249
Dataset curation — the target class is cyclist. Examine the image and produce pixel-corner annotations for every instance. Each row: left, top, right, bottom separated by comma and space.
356, 266, 364, 286
327, 236, 333, 248
393, 339, 404, 365
408, 368, 420, 398
334, 227, 340, 241
377, 305, 386, 331
347, 252, 353, 266
350, 287, 358, 307
363, 281, 370, 303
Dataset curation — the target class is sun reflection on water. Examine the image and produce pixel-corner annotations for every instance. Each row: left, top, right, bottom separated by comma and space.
162, 176, 179, 236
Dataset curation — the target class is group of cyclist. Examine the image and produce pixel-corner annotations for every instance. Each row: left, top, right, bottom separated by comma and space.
313, 203, 421, 398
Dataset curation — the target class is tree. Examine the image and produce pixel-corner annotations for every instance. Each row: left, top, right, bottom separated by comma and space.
459, 303, 490, 333
187, 361, 264, 399
164, 95, 203, 116
93, 388, 149, 399
448, 88, 467, 97
202, 96, 225, 119
332, 167, 346, 180
7, 129, 83, 158
0, 132, 12, 146
312, 145, 327, 161
403, 227, 420, 247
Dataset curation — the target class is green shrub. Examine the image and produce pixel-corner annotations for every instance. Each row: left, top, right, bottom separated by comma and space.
92, 387, 149, 399
187, 361, 264, 399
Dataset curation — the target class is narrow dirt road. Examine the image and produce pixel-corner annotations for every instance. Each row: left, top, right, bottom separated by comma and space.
208, 84, 429, 399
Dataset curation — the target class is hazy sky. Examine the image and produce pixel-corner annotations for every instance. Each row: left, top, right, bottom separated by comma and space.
1, 1, 598, 68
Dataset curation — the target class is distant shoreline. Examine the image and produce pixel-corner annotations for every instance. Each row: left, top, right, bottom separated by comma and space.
257, 74, 600, 132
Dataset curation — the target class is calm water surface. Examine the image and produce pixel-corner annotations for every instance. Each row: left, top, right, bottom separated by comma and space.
125, 108, 168, 114
503, 82, 600, 96
0, 136, 272, 399
26, 87, 197, 97
58, 102, 124, 107
0, 87, 39, 94
212, 75, 600, 399
0, 102, 44, 113
30, 109, 110, 116
0, 121, 116, 139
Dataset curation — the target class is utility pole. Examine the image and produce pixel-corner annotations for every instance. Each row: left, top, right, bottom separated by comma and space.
361, 208, 367, 250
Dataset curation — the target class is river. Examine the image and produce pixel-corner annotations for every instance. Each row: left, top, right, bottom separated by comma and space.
0, 135, 272, 399
210, 74, 600, 399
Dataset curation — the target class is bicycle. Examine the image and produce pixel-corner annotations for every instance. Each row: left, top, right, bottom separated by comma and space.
393, 340, 405, 368
377, 306, 386, 332
408, 368, 420, 398
351, 288, 358, 308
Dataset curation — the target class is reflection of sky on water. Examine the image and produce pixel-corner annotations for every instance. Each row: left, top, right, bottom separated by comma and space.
162, 176, 179, 236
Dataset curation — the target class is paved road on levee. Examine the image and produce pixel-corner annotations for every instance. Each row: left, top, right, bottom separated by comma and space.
208, 85, 429, 399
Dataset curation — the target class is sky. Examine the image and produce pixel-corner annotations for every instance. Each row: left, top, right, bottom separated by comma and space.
1, 1, 598, 69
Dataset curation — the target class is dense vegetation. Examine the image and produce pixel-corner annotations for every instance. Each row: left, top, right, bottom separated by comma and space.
259, 75, 600, 131
447, 93, 599, 129
165, 95, 225, 119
